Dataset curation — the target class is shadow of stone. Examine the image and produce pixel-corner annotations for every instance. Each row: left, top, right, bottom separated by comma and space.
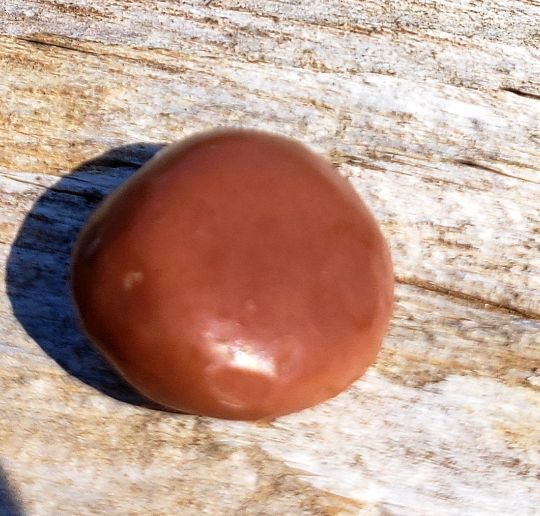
0, 462, 23, 516
6, 143, 168, 409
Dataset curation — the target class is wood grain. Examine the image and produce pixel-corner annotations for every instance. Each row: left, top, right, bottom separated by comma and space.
1, 1, 539, 514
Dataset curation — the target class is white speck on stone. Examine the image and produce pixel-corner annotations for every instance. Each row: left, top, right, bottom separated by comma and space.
123, 271, 144, 290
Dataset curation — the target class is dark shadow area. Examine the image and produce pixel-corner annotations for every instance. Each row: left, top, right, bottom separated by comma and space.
0, 462, 23, 516
6, 143, 167, 409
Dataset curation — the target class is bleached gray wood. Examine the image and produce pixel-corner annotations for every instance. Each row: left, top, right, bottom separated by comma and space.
0, 1, 539, 514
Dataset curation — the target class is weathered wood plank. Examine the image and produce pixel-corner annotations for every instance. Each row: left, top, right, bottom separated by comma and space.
1, 0, 539, 514
1, 36, 539, 315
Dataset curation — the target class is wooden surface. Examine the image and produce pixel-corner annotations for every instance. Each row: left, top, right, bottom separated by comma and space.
1, 1, 539, 514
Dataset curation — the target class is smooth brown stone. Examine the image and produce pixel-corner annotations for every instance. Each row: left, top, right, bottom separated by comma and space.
71, 130, 394, 420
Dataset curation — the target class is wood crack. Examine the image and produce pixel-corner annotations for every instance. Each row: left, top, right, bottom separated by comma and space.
1, 173, 104, 202
48, 186, 104, 202
0, 173, 48, 190
501, 87, 540, 101
454, 159, 540, 185
396, 276, 540, 321
16, 35, 101, 57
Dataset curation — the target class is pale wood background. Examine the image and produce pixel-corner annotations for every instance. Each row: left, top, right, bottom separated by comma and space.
1, 1, 539, 515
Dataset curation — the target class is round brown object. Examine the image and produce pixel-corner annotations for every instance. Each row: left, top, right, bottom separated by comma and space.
71, 130, 394, 420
